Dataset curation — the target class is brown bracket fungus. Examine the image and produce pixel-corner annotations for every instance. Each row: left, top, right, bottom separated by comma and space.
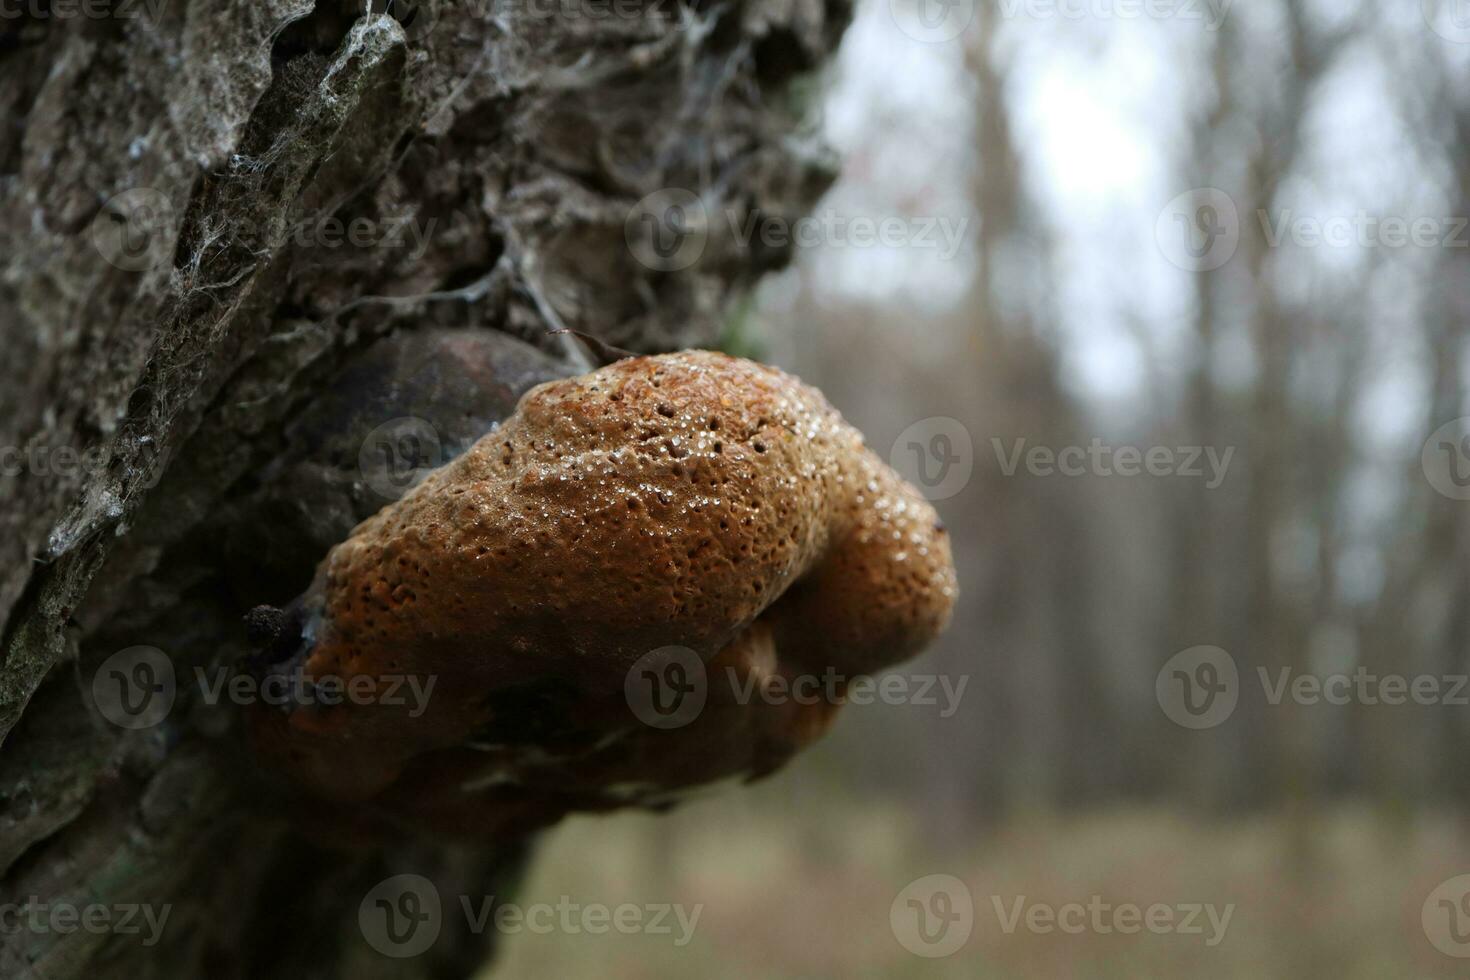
246, 351, 957, 842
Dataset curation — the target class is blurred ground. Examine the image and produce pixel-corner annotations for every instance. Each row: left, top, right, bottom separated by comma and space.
490, 779, 1468, 978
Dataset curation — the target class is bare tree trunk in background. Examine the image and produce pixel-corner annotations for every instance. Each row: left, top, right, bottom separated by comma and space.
1405, 50, 1470, 810
0, 1, 849, 976
961, 0, 1023, 827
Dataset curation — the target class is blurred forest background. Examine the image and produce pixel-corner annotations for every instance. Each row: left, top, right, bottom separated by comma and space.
491, 0, 1470, 975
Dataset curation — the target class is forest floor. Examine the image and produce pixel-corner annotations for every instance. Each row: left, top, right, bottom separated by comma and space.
483, 781, 1470, 979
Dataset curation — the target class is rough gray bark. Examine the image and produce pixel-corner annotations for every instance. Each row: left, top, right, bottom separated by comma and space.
0, 1, 848, 975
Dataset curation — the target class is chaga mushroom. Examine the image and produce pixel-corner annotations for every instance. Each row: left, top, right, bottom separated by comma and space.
246, 351, 956, 841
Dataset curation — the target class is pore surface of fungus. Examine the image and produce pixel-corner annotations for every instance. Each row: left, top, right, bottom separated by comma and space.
248, 351, 957, 841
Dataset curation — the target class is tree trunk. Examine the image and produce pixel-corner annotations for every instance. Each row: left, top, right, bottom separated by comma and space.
0, 1, 848, 975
